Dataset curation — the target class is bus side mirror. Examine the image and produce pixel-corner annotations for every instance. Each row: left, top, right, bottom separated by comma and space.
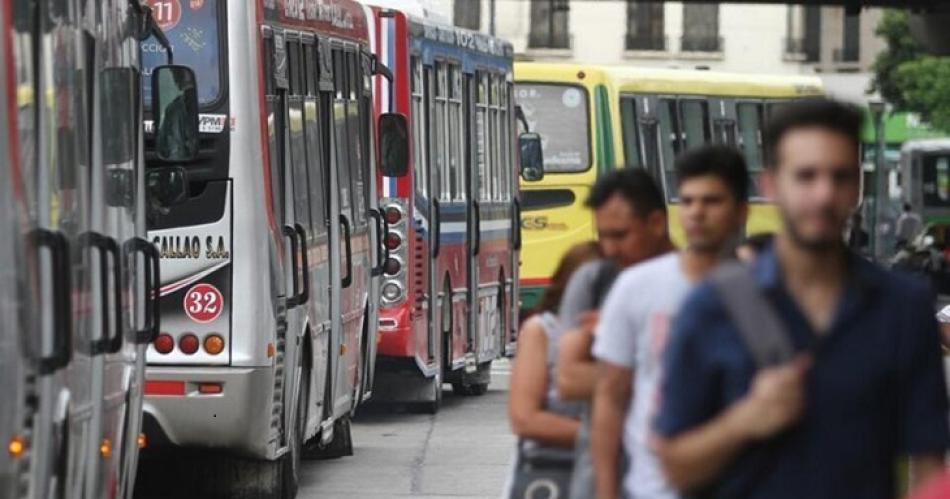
152, 65, 199, 162
379, 113, 409, 177
520, 133, 544, 182
147, 166, 189, 207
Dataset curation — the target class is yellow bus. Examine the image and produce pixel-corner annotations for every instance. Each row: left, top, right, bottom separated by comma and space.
514, 62, 824, 311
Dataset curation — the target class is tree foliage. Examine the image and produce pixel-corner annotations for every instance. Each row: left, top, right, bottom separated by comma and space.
871, 9, 950, 131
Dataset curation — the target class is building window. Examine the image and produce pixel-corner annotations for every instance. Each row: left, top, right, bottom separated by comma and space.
528, 0, 570, 50
681, 3, 721, 52
837, 11, 860, 63
454, 0, 480, 31
626, 1, 665, 51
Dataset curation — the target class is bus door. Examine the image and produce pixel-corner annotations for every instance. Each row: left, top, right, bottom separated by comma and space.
86, 6, 147, 492
300, 34, 332, 432
423, 63, 441, 367
27, 2, 94, 497
342, 46, 371, 406
282, 31, 313, 441
329, 42, 359, 415
463, 72, 479, 357
358, 50, 380, 400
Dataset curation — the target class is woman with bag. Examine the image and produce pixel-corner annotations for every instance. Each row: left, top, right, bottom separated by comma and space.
504, 242, 601, 499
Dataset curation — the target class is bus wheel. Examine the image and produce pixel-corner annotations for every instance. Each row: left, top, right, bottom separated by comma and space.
316, 416, 353, 460
277, 362, 307, 498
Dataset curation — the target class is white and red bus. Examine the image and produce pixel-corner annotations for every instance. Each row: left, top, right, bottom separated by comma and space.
367, 4, 523, 412
139, 0, 386, 496
3, 1, 174, 497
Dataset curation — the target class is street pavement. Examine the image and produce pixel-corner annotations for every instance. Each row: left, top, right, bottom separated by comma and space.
299, 361, 515, 499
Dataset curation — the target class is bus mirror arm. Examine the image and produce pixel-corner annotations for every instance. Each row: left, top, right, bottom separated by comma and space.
126, 238, 162, 344
133, 0, 174, 63
34, 230, 72, 375
371, 56, 395, 111
515, 105, 530, 133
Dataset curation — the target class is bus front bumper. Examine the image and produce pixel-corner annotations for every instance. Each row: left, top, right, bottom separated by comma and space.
142, 366, 276, 460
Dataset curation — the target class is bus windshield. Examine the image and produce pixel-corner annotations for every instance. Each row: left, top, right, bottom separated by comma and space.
922, 152, 950, 208
142, 0, 223, 108
515, 83, 590, 173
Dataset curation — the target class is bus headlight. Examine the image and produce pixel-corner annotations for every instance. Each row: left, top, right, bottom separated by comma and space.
381, 281, 404, 303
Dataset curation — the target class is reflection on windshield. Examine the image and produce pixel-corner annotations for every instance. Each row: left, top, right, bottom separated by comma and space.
923, 154, 950, 208
141, 0, 222, 107
515, 83, 590, 173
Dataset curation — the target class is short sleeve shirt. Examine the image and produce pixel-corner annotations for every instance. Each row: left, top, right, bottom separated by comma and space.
592, 253, 691, 499
656, 248, 950, 499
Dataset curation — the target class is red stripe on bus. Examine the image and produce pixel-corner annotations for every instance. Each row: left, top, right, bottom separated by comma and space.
144, 380, 185, 396
255, 0, 278, 238
520, 278, 551, 287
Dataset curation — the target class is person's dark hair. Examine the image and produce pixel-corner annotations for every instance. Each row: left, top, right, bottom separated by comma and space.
535, 241, 602, 314
585, 168, 666, 217
903, 203, 912, 212
763, 99, 864, 168
675, 145, 749, 202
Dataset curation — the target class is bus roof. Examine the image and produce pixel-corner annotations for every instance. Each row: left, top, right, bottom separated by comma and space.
407, 16, 513, 61
607, 66, 824, 98
514, 62, 824, 98
514, 62, 612, 87
262, 0, 368, 44
901, 138, 950, 154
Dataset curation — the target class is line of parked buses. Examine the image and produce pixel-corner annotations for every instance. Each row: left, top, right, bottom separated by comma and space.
0, 0, 825, 497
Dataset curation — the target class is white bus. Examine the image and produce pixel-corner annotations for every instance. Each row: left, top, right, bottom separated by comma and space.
139, 0, 388, 495
3, 1, 180, 497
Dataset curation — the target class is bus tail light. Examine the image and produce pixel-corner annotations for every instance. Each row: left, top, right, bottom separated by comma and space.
381, 281, 404, 304
154, 334, 174, 354
383, 257, 402, 276
383, 205, 402, 225
198, 383, 223, 395
203, 334, 225, 355
385, 231, 402, 250
179, 334, 199, 355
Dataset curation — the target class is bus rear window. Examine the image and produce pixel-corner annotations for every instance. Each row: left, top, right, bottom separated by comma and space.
515, 83, 590, 173
142, 0, 224, 108
922, 153, 950, 208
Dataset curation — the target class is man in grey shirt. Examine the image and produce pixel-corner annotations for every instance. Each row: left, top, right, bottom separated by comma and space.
553, 168, 675, 499
896, 202, 923, 249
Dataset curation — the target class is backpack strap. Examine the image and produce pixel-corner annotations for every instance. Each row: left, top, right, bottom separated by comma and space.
710, 262, 795, 368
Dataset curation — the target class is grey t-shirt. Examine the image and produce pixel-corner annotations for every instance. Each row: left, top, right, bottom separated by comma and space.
593, 253, 692, 499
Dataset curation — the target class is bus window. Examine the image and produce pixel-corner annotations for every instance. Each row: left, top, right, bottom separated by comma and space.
737, 102, 764, 197
476, 71, 489, 202
449, 65, 464, 202
435, 62, 449, 202
264, 32, 285, 227
411, 57, 427, 199
491, 75, 502, 202
332, 47, 352, 219
658, 98, 679, 194
287, 39, 312, 232
619, 96, 643, 168
502, 81, 512, 201
303, 39, 318, 97
513, 83, 590, 173
303, 44, 327, 236
680, 99, 710, 150
346, 49, 365, 225
922, 153, 950, 208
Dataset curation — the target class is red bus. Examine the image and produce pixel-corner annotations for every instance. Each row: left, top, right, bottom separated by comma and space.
367, 6, 522, 412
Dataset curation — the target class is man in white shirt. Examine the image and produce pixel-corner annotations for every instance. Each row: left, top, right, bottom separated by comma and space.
590, 146, 750, 499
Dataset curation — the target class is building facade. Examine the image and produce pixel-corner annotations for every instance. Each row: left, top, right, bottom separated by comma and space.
434, 1, 886, 102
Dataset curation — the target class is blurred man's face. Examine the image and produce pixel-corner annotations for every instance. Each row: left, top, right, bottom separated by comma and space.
594, 193, 667, 268
766, 127, 859, 251
678, 175, 746, 254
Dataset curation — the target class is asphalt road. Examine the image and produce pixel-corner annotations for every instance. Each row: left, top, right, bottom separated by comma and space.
298, 361, 515, 499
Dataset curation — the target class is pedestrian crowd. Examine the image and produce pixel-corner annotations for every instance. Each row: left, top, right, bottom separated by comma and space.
505, 99, 950, 499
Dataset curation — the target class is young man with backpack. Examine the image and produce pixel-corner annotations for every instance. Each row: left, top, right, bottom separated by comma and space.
654, 99, 949, 499
589, 146, 751, 499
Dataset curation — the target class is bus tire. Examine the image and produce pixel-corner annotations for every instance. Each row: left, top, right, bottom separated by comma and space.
316, 416, 353, 460
277, 361, 309, 498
